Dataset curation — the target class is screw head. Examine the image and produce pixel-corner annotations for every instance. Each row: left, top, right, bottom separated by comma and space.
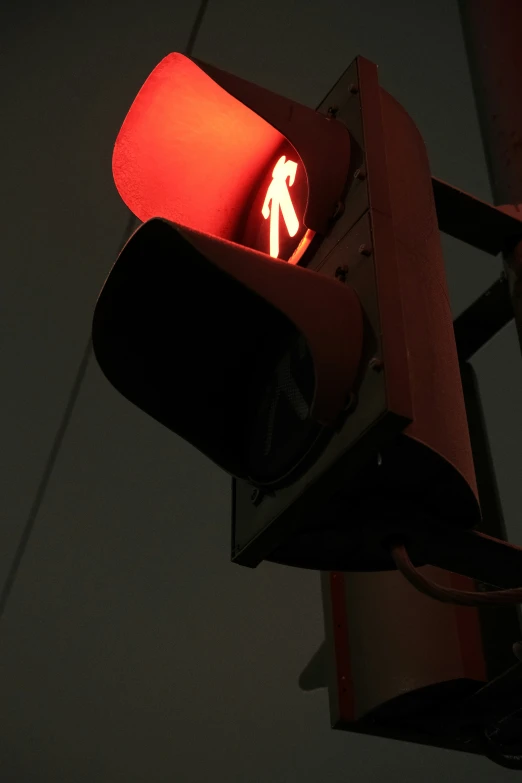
348, 83, 359, 95
369, 357, 384, 372
358, 244, 372, 256
332, 200, 345, 219
344, 391, 357, 412
250, 488, 264, 506
327, 105, 339, 118
354, 167, 366, 180
335, 265, 350, 282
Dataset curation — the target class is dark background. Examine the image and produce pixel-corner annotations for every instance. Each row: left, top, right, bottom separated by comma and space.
1, 0, 522, 780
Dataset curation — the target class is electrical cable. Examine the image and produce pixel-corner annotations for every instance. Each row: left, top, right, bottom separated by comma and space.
389, 541, 522, 606
390, 538, 522, 767
473, 711, 522, 770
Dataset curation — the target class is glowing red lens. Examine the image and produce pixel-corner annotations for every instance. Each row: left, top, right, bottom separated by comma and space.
112, 54, 307, 250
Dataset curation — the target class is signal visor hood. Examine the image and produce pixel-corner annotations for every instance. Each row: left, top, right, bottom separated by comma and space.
92, 219, 364, 479
112, 53, 351, 244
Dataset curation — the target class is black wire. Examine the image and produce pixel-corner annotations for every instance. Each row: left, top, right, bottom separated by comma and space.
185, 0, 210, 57
0, 339, 93, 621
0, 213, 138, 623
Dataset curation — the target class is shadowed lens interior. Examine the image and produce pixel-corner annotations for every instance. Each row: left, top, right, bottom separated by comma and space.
244, 329, 331, 488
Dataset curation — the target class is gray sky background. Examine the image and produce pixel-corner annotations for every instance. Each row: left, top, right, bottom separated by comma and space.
1, 1, 522, 780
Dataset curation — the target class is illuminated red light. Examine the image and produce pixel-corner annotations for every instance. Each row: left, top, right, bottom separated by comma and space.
287, 229, 315, 265
242, 142, 311, 263
112, 54, 306, 249
261, 155, 300, 258
112, 52, 353, 264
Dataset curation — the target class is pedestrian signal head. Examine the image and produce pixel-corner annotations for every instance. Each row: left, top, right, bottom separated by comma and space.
93, 218, 364, 487
94, 52, 481, 575
111, 52, 350, 265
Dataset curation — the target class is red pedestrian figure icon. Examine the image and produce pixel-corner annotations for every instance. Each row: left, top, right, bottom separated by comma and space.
261, 155, 300, 258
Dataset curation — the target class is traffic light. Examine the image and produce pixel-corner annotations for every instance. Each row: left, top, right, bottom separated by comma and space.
92, 53, 480, 575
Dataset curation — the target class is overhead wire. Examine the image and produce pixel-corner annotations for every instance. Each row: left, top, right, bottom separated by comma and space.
185, 0, 210, 57
0, 0, 210, 622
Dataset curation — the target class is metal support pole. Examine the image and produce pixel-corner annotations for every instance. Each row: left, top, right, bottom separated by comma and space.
458, 0, 522, 353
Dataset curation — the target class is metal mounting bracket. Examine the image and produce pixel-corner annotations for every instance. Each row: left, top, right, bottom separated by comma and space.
431, 177, 522, 362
